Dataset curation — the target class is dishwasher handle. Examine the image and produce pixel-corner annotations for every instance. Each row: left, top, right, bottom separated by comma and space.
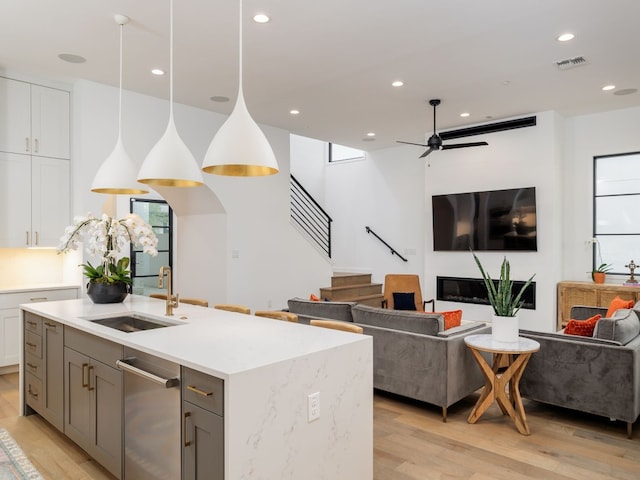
116, 358, 180, 388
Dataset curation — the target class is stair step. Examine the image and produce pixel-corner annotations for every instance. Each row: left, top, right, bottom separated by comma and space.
331, 273, 372, 288
320, 283, 382, 301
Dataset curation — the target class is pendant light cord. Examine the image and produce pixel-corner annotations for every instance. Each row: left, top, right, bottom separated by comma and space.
238, 0, 243, 93
169, 0, 174, 118
118, 22, 124, 141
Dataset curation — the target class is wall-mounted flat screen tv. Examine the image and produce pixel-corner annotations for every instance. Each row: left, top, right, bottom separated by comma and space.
432, 187, 537, 251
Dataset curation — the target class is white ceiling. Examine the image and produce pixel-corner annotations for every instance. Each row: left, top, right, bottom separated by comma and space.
1, 0, 638, 151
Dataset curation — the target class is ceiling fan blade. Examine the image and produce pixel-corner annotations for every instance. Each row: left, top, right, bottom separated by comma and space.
419, 147, 436, 158
440, 141, 489, 150
397, 140, 429, 147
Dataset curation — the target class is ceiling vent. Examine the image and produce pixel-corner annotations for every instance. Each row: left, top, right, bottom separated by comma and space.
554, 56, 588, 70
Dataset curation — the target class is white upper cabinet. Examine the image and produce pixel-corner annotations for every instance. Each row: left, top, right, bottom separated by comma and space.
0, 77, 70, 159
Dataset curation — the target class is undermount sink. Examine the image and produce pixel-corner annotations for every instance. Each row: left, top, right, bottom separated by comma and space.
81, 313, 180, 333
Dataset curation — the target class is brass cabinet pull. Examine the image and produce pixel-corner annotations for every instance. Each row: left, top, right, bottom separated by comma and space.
187, 385, 213, 397
26, 320, 37, 327
28, 385, 38, 398
183, 411, 192, 447
25, 137, 29, 152
34, 231, 39, 245
26, 231, 29, 245
30, 297, 47, 302
26, 342, 37, 348
44, 321, 56, 328
26, 362, 37, 371
82, 363, 89, 388
87, 365, 95, 391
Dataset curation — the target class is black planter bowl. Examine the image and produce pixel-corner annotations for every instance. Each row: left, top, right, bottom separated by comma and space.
86, 282, 129, 304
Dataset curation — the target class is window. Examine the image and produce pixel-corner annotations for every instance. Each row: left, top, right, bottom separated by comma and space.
329, 143, 365, 162
129, 198, 173, 295
593, 152, 640, 275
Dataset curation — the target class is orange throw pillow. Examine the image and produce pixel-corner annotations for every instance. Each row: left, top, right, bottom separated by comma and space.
564, 314, 602, 337
309, 294, 320, 301
606, 296, 634, 318
434, 310, 463, 330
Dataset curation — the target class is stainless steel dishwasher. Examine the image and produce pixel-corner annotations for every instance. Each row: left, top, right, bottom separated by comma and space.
117, 347, 181, 480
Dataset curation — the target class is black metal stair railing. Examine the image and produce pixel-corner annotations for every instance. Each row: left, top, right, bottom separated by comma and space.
290, 175, 333, 258
365, 226, 408, 262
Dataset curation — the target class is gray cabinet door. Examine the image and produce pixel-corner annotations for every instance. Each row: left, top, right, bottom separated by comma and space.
182, 401, 224, 480
42, 319, 63, 431
64, 346, 92, 448
64, 346, 122, 479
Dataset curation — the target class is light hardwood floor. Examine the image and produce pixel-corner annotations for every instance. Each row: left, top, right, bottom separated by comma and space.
1, 372, 639, 479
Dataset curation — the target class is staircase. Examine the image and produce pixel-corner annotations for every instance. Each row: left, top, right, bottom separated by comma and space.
319, 273, 384, 307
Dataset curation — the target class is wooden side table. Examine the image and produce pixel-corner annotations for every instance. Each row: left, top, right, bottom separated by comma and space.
464, 334, 540, 435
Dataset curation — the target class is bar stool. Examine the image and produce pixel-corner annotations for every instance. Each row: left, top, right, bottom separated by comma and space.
309, 319, 363, 334
254, 311, 299, 322
213, 304, 251, 315
149, 293, 209, 307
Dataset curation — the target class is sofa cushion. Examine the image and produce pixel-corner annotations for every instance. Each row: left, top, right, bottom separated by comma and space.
352, 304, 443, 335
605, 296, 635, 318
287, 297, 356, 322
594, 308, 640, 345
433, 310, 462, 330
392, 292, 416, 310
564, 314, 601, 337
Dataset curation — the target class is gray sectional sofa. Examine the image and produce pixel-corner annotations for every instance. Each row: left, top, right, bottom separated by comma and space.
520, 304, 640, 437
287, 298, 490, 420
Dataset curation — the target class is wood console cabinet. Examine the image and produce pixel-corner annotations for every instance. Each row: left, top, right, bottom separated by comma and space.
557, 281, 640, 329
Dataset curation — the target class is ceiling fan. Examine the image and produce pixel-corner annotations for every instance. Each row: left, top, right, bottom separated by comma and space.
397, 99, 488, 158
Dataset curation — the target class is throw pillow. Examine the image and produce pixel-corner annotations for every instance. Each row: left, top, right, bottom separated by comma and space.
606, 296, 635, 318
392, 292, 416, 310
564, 314, 602, 337
309, 294, 320, 301
434, 310, 463, 330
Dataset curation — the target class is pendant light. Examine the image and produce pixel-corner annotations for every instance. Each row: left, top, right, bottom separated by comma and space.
91, 14, 149, 195
137, 0, 204, 187
201, 0, 279, 176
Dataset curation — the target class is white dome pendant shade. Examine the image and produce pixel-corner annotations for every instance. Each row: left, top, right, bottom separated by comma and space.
201, 0, 278, 176
91, 14, 149, 195
137, 0, 203, 188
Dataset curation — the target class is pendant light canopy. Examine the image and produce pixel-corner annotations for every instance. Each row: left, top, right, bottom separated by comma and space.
201, 0, 279, 176
137, 0, 204, 187
91, 14, 149, 195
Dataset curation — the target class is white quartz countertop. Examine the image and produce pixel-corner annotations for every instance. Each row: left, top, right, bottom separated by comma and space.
20, 295, 369, 380
0, 283, 81, 294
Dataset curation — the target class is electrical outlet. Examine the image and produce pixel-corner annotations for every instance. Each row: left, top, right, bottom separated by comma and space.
308, 392, 320, 422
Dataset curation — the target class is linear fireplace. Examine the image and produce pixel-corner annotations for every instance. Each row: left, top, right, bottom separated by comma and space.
436, 276, 536, 310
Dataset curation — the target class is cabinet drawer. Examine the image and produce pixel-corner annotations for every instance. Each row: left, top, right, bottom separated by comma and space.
24, 331, 42, 358
65, 327, 123, 367
25, 372, 43, 412
24, 352, 42, 379
0, 287, 79, 308
24, 312, 42, 335
182, 367, 224, 416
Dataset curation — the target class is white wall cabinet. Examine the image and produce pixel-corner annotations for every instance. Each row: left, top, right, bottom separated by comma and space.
0, 152, 70, 247
0, 77, 70, 159
0, 287, 79, 368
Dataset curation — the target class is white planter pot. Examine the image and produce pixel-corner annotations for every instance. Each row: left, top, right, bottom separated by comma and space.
491, 314, 519, 343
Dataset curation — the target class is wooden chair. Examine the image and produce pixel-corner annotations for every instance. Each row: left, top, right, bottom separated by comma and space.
150, 293, 209, 307
382, 274, 434, 311
254, 311, 299, 322
310, 319, 363, 334
214, 304, 251, 315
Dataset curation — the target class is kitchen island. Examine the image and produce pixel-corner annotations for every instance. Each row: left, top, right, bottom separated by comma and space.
20, 295, 373, 479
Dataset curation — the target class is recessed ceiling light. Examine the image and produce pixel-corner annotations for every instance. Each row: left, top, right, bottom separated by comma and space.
58, 53, 86, 64
602, 85, 616, 91
460, 112, 470, 118
210, 95, 230, 102
253, 14, 270, 23
391, 80, 404, 87
151, 68, 165, 76
289, 109, 300, 115
366, 132, 375, 137
557, 33, 575, 42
